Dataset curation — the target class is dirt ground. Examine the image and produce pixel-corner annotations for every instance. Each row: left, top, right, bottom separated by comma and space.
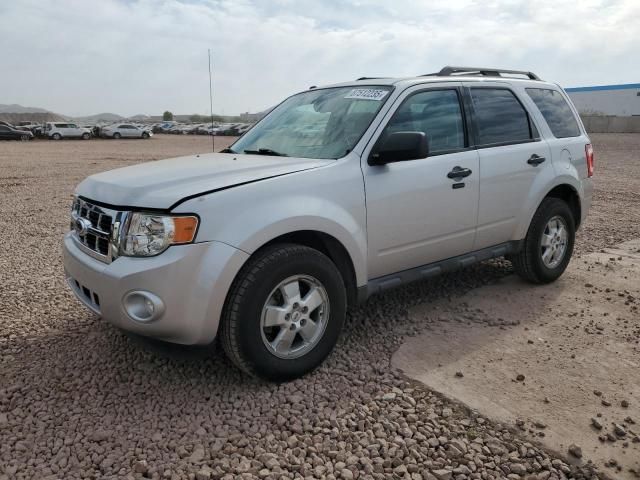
0, 133, 639, 479
394, 239, 640, 478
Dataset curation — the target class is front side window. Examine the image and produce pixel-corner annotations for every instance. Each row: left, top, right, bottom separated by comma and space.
470, 88, 533, 146
231, 86, 393, 159
526, 88, 581, 138
382, 89, 465, 154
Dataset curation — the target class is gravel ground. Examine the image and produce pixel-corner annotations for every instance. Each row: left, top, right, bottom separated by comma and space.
0, 134, 638, 480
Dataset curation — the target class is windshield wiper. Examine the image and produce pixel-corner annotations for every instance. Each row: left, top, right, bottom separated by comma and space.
220, 147, 236, 153
243, 148, 288, 157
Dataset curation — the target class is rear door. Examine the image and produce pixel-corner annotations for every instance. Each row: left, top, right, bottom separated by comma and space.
0, 125, 11, 139
363, 84, 480, 279
464, 83, 552, 250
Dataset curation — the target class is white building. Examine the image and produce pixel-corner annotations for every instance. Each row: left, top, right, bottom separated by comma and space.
566, 83, 640, 116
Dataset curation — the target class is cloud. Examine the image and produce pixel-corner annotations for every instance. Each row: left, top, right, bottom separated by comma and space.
0, 0, 638, 116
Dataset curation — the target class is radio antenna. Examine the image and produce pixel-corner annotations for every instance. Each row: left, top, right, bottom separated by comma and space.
208, 49, 215, 153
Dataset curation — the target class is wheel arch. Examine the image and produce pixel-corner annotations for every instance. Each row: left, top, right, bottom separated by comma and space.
544, 184, 582, 229
245, 230, 359, 308
515, 179, 583, 241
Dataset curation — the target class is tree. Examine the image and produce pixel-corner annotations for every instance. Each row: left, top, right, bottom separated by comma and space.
163, 111, 174, 121
190, 114, 203, 123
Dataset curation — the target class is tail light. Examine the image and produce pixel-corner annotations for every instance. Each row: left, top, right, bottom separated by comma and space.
585, 144, 594, 177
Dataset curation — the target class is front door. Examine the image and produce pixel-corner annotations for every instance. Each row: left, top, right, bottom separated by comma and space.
363, 85, 480, 279
66, 123, 80, 137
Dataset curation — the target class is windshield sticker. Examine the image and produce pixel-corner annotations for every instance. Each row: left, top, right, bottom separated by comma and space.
344, 89, 389, 101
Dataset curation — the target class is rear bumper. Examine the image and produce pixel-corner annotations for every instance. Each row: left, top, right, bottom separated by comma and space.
63, 233, 249, 345
580, 177, 593, 228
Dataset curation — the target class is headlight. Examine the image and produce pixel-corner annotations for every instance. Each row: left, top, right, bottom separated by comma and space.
121, 213, 198, 257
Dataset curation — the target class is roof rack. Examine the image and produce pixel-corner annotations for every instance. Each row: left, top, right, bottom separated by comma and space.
424, 66, 541, 81
355, 77, 388, 81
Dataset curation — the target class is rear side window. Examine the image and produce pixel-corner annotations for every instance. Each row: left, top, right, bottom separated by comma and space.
384, 89, 465, 154
526, 88, 581, 138
470, 88, 533, 146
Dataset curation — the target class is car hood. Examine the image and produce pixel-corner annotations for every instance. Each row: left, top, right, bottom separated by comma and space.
76, 153, 333, 210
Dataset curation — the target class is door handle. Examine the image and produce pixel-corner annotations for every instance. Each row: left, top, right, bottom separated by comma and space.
447, 166, 472, 179
527, 154, 546, 166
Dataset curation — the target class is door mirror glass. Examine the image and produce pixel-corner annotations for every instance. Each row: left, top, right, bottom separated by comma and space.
369, 131, 429, 165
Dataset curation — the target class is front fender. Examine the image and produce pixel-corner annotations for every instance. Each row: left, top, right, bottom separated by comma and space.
174, 157, 368, 286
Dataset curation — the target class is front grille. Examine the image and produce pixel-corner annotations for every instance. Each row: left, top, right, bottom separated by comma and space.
71, 197, 118, 261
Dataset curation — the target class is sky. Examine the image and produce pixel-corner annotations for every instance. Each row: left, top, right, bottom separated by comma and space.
1, 0, 638, 117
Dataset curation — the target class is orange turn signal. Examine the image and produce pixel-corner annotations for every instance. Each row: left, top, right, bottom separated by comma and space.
172, 216, 199, 244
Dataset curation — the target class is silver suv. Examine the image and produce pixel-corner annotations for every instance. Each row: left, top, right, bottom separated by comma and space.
63, 66, 593, 381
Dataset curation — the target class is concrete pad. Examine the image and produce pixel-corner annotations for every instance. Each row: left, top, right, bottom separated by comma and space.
393, 239, 640, 478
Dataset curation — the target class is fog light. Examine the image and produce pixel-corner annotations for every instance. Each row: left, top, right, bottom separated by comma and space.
123, 291, 165, 323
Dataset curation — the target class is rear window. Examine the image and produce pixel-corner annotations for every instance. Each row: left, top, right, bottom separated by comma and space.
526, 88, 581, 138
470, 88, 533, 146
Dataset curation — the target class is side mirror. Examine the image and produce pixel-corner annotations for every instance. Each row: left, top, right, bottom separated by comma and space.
368, 131, 429, 166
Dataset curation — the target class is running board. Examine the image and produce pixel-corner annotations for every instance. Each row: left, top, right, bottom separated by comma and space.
360, 241, 522, 301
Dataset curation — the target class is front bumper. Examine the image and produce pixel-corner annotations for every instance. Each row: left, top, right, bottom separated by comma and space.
63, 233, 249, 345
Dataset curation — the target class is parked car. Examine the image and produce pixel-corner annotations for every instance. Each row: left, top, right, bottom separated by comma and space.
46, 122, 92, 140
16, 122, 44, 136
63, 66, 593, 381
0, 124, 34, 141
235, 124, 252, 135
101, 124, 152, 139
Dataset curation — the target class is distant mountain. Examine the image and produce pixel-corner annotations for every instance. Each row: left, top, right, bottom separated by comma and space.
72, 112, 124, 123
0, 103, 52, 114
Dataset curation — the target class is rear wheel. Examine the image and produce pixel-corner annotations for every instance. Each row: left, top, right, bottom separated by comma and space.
113, 132, 121, 139
510, 197, 575, 284
221, 244, 346, 381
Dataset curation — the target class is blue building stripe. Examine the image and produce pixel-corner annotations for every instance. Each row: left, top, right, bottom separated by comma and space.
566, 83, 640, 93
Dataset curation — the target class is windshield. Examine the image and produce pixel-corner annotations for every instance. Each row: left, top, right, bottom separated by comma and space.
230, 86, 393, 159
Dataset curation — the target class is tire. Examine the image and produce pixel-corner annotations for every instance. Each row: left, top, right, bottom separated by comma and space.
52, 133, 61, 140
113, 132, 121, 139
142, 132, 149, 139
510, 197, 575, 284
82, 133, 91, 140
221, 244, 347, 381
20, 134, 30, 142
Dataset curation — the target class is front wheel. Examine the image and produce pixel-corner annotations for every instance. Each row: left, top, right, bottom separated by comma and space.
510, 197, 575, 284
82, 133, 91, 140
113, 132, 121, 139
51, 133, 61, 140
142, 132, 149, 139
20, 134, 30, 142
220, 244, 346, 381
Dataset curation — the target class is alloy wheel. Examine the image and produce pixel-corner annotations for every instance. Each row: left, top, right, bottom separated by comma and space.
540, 215, 568, 268
260, 274, 330, 359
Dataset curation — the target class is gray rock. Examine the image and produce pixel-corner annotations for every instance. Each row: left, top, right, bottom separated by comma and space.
432, 469, 452, 480
568, 444, 583, 458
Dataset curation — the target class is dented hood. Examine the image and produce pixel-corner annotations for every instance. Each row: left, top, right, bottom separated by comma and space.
75, 152, 332, 210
